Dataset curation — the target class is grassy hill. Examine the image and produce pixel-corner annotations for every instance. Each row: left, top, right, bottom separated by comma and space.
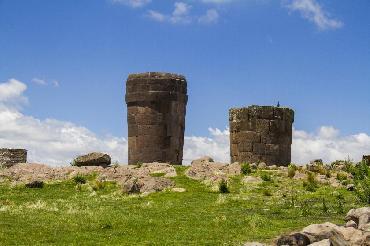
0, 166, 365, 245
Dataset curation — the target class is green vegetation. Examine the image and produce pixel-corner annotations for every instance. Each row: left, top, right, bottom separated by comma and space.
73, 175, 87, 184
352, 161, 370, 204
260, 172, 272, 182
288, 164, 297, 178
0, 166, 365, 245
303, 171, 318, 192
241, 163, 252, 175
218, 179, 230, 193
150, 172, 166, 177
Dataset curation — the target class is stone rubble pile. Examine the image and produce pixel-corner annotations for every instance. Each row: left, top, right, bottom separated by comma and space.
0, 162, 176, 194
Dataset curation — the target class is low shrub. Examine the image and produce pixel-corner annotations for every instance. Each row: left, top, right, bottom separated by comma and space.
241, 163, 252, 175
150, 172, 166, 177
303, 172, 318, 192
352, 161, 370, 204
218, 179, 229, 194
92, 180, 106, 191
260, 172, 272, 182
288, 164, 297, 178
336, 172, 348, 181
73, 175, 87, 184
263, 189, 272, 196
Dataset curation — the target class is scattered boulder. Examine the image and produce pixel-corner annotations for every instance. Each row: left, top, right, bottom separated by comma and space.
345, 207, 370, 228
345, 220, 357, 228
346, 184, 355, 191
301, 222, 338, 243
186, 157, 241, 184
244, 243, 266, 246
73, 152, 111, 167
25, 180, 44, 188
171, 187, 186, 193
257, 162, 267, 169
276, 232, 310, 246
242, 176, 263, 184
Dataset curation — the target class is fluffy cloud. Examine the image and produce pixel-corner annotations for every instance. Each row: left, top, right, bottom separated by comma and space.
147, 2, 193, 24
0, 79, 127, 166
111, 0, 151, 8
198, 9, 219, 24
32, 78, 60, 87
284, 0, 343, 30
1, 79, 368, 166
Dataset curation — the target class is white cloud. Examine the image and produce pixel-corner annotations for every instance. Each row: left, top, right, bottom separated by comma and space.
148, 2, 192, 24
284, 0, 343, 30
112, 0, 151, 8
0, 79, 127, 166
0, 79, 28, 108
31, 78, 47, 86
32, 78, 60, 87
198, 9, 219, 24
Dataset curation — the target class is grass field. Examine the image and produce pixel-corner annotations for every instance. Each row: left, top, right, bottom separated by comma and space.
0, 166, 364, 245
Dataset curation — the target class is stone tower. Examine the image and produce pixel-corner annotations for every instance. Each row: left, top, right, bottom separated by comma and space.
229, 105, 294, 166
125, 72, 188, 165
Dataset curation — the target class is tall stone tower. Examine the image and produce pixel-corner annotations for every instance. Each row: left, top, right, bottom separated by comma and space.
229, 105, 294, 166
125, 72, 188, 165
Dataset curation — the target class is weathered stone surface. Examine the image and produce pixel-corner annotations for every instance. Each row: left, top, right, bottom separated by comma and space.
186, 157, 241, 183
0, 148, 27, 168
0, 162, 176, 194
308, 239, 330, 246
276, 232, 311, 246
301, 222, 338, 243
73, 152, 111, 167
345, 207, 370, 228
126, 72, 188, 165
229, 105, 294, 166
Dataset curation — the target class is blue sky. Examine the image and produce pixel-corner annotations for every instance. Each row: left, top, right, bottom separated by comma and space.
0, 0, 370, 165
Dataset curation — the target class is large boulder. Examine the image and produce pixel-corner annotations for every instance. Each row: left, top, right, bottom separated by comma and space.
345, 207, 370, 229
276, 233, 311, 246
121, 177, 174, 194
73, 152, 111, 167
301, 222, 338, 243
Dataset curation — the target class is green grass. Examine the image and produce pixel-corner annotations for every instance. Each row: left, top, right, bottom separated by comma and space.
0, 166, 364, 245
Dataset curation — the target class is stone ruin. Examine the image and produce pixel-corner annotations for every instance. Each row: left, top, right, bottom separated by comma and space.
0, 148, 27, 168
363, 155, 370, 165
229, 105, 294, 166
125, 72, 188, 165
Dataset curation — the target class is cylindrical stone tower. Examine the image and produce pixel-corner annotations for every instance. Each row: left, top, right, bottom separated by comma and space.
125, 72, 188, 165
229, 105, 294, 166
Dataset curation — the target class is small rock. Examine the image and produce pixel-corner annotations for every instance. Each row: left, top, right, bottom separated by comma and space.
345, 220, 357, 228
73, 152, 111, 167
25, 180, 44, 188
191, 156, 214, 165
359, 223, 370, 232
171, 187, 186, 193
244, 243, 265, 246
242, 176, 263, 184
268, 165, 278, 170
346, 184, 355, 191
250, 163, 257, 169
258, 162, 267, 169
276, 233, 311, 246
308, 239, 330, 246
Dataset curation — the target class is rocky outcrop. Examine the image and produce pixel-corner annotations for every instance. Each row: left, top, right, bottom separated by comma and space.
185, 156, 241, 183
0, 148, 27, 168
275, 207, 370, 246
0, 162, 176, 194
73, 152, 111, 167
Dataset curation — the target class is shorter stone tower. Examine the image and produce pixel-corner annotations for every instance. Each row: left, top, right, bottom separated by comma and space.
0, 148, 27, 168
229, 105, 294, 166
125, 72, 188, 165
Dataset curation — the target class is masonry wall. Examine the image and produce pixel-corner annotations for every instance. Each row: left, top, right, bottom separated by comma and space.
0, 148, 27, 168
229, 105, 294, 166
125, 72, 188, 165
